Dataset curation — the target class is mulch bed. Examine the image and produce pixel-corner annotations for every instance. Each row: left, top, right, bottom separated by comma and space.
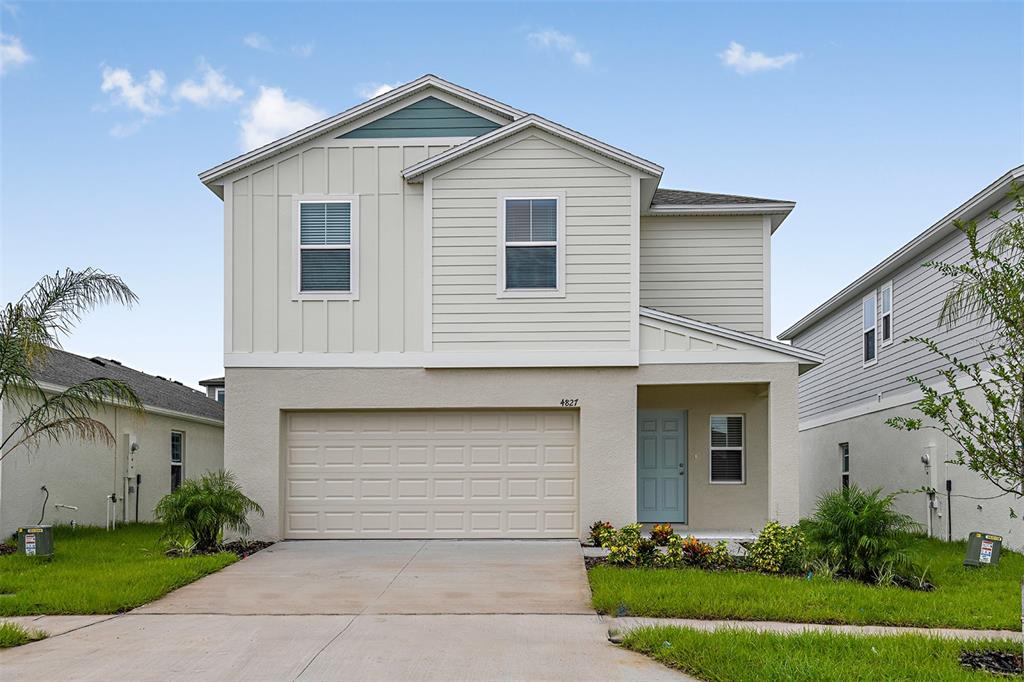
960, 650, 1023, 675
0, 544, 16, 557
221, 540, 274, 559
585, 556, 608, 569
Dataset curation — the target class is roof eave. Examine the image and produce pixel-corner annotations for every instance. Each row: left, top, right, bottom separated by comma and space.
778, 164, 1024, 340
645, 202, 796, 232
198, 74, 526, 190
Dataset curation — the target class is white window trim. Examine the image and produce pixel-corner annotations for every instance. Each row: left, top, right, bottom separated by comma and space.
880, 280, 894, 347
171, 430, 185, 490
214, 387, 225, 403
840, 442, 850, 488
709, 414, 745, 485
292, 194, 360, 301
862, 291, 878, 367
496, 192, 566, 299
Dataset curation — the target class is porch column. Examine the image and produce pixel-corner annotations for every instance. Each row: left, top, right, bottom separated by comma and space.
768, 365, 800, 525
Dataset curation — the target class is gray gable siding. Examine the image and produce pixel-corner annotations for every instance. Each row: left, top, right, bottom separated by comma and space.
338, 96, 501, 139
792, 198, 1011, 422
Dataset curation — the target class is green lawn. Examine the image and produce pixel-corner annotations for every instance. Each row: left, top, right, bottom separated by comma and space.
621, 626, 1018, 682
0, 622, 47, 648
0, 524, 236, 615
590, 537, 1024, 630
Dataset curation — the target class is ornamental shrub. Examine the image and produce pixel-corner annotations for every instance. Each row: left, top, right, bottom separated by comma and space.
605, 523, 648, 567
154, 470, 263, 552
747, 521, 805, 574
588, 520, 615, 547
650, 523, 674, 546
707, 540, 733, 569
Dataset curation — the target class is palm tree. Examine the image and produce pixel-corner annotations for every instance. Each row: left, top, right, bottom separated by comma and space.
0, 268, 143, 460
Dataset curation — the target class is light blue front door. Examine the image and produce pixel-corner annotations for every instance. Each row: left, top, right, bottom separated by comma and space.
637, 410, 687, 523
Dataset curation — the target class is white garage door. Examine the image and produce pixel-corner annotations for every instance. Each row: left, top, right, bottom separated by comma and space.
283, 410, 579, 538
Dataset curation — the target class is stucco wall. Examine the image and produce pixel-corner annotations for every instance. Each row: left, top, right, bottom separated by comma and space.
1, 399, 223, 536
225, 362, 799, 539
800, 385, 1023, 549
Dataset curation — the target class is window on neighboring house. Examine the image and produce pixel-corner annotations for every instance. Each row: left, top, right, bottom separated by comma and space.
499, 196, 564, 296
296, 197, 358, 299
862, 292, 877, 366
710, 415, 744, 484
840, 442, 850, 489
171, 431, 185, 491
214, 387, 225, 404
880, 282, 893, 346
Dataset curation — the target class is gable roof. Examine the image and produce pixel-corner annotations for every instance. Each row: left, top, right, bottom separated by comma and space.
337, 96, 502, 139
30, 348, 224, 423
652, 188, 787, 206
647, 188, 796, 232
401, 113, 664, 182
198, 74, 525, 192
640, 307, 822, 369
778, 164, 1024, 340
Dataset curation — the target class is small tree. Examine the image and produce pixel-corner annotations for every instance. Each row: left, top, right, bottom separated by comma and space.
154, 470, 264, 551
0, 269, 142, 460
888, 183, 1024, 514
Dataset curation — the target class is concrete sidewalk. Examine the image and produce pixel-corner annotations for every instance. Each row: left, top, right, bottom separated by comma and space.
607, 616, 1023, 642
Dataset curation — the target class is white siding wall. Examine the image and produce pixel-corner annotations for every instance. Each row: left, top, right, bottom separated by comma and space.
640, 215, 766, 336
793, 198, 1011, 422
429, 132, 635, 351
227, 140, 455, 355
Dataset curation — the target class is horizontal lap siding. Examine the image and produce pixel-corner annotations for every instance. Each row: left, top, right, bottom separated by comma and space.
793, 200, 1011, 421
640, 215, 766, 335
230, 141, 454, 354
431, 135, 633, 351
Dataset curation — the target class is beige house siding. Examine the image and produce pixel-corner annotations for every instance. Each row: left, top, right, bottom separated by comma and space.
429, 131, 635, 352
1, 399, 223, 536
640, 214, 766, 336
224, 362, 799, 540
227, 139, 458, 356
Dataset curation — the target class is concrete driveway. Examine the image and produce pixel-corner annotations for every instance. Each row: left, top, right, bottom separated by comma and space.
0, 540, 687, 681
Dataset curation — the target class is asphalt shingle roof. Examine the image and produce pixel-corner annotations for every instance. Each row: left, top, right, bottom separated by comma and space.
31, 348, 224, 423
652, 188, 788, 206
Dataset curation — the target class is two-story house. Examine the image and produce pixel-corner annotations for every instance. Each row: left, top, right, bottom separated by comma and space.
780, 165, 1023, 549
199, 75, 820, 540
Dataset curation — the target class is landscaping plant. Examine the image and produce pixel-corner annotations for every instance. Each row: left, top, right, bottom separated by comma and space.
0, 269, 141, 461
154, 470, 264, 552
588, 520, 615, 547
650, 523, 674, 546
802, 484, 920, 583
746, 521, 806, 574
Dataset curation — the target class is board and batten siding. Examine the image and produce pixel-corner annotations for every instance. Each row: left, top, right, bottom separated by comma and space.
228, 140, 457, 355
429, 132, 635, 351
792, 198, 1010, 422
640, 215, 767, 336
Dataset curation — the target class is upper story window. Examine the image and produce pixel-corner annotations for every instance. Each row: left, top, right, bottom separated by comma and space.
294, 196, 359, 300
862, 292, 877, 366
710, 415, 744, 484
880, 281, 893, 346
498, 194, 565, 298
214, 387, 225, 404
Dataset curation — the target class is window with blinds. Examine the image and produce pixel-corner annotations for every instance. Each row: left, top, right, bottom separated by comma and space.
503, 198, 558, 290
299, 201, 352, 293
710, 415, 744, 483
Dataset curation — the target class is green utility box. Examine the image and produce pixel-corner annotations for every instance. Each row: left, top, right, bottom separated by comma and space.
963, 531, 1002, 567
17, 525, 53, 559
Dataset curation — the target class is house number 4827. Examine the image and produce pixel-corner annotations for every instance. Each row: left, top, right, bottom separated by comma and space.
559, 398, 579, 407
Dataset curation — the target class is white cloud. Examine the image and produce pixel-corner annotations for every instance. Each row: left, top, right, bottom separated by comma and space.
0, 33, 32, 75
239, 86, 326, 151
718, 41, 800, 75
243, 32, 272, 51
173, 60, 243, 107
527, 29, 591, 68
109, 120, 145, 138
100, 66, 166, 116
356, 81, 401, 100
291, 42, 315, 58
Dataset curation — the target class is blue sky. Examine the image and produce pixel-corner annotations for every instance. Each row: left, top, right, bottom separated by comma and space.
2, 2, 1021, 388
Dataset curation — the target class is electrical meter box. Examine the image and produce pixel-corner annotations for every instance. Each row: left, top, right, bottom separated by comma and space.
963, 531, 1002, 567
17, 525, 53, 559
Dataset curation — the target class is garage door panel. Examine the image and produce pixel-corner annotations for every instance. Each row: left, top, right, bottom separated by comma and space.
283, 410, 579, 538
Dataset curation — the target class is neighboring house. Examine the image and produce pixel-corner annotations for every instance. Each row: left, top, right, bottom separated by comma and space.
779, 165, 1024, 549
1, 349, 224, 537
200, 376, 225, 404
199, 74, 821, 541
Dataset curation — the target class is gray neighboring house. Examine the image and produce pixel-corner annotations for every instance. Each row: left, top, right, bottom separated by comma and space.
780, 165, 1024, 549
199, 74, 821, 542
1, 349, 224, 536
200, 376, 225, 403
